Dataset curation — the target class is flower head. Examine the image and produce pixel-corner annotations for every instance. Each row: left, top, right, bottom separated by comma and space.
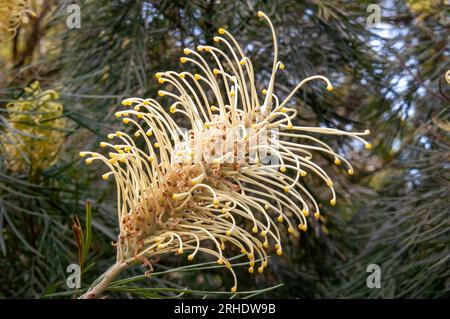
0, 0, 35, 41
81, 11, 370, 294
2, 81, 66, 173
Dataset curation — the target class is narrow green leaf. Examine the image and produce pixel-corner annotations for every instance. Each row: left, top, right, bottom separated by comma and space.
82, 201, 92, 267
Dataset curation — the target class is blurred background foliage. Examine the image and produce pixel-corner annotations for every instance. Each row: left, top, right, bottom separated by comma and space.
0, 0, 448, 298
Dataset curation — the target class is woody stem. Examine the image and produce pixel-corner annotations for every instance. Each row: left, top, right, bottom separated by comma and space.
80, 261, 128, 299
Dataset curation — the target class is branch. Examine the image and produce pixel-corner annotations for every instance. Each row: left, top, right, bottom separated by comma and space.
80, 261, 128, 299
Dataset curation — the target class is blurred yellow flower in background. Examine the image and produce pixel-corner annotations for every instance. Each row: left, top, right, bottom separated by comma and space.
0, 0, 35, 41
1, 81, 66, 173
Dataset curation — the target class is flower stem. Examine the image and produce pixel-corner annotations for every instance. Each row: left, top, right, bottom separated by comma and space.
81, 261, 128, 299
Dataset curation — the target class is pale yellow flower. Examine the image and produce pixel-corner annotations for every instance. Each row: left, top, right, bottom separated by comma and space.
81, 11, 370, 297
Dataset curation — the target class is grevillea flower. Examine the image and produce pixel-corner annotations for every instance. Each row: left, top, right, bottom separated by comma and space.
1, 81, 66, 173
0, 0, 35, 41
80, 11, 371, 298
